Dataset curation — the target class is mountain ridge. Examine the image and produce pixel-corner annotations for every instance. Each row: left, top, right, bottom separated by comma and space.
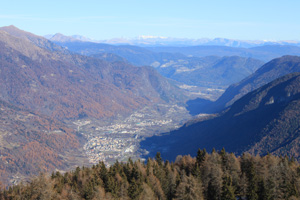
0, 26, 187, 120
0, 25, 69, 54
187, 55, 300, 115
0, 26, 189, 184
213, 55, 300, 111
141, 71, 300, 161
45, 32, 300, 48
147, 45, 300, 62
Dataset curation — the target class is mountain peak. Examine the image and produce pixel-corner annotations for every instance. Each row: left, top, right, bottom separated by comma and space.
2, 25, 20, 30
0, 25, 70, 54
0, 25, 32, 38
49, 33, 80, 42
3, 25, 18, 29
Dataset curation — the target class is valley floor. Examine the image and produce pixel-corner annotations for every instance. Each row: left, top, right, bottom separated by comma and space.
68, 103, 191, 166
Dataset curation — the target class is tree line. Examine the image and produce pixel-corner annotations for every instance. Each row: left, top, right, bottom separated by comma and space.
0, 148, 299, 200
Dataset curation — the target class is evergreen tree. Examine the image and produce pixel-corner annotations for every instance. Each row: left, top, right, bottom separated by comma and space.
207, 180, 218, 200
128, 178, 142, 199
257, 178, 270, 200
99, 161, 109, 190
221, 175, 236, 200
196, 148, 206, 167
219, 147, 226, 158
246, 161, 258, 200
82, 181, 95, 200
2, 149, 300, 200
155, 152, 163, 166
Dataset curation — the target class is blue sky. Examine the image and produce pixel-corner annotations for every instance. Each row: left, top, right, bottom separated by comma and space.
0, 0, 299, 40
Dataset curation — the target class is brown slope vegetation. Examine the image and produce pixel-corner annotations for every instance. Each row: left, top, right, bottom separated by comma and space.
141, 72, 300, 161
0, 99, 84, 185
0, 26, 186, 185
0, 27, 186, 120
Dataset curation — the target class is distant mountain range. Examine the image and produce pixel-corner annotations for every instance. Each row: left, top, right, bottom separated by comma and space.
0, 26, 186, 120
47, 34, 300, 63
48, 34, 273, 89
47, 33, 300, 92
141, 69, 300, 161
45, 33, 300, 48
147, 45, 300, 62
155, 56, 264, 88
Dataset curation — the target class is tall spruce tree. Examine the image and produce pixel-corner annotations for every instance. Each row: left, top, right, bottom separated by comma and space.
221, 175, 236, 200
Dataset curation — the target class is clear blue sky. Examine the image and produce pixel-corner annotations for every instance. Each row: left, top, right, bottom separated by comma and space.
0, 0, 299, 40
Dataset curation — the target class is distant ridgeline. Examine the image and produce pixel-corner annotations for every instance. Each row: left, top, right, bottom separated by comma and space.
0, 150, 299, 200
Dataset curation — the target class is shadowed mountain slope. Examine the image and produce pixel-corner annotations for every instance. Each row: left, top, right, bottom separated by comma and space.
212, 56, 300, 111
188, 56, 300, 114
141, 72, 300, 161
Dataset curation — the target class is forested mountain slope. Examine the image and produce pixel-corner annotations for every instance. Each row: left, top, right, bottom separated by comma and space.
0, 99, 85, 185
0, 26, 187, 185
142, 72, 300, 161
0, 26, 186, 120
188, 55, 300, 114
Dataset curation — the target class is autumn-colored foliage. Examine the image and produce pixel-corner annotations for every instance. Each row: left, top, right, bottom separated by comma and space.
1, 149, 300, 200
0, 99, 82, 186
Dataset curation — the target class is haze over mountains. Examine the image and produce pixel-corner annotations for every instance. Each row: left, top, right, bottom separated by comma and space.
48, 33, 300, 63
47, 32, 300, 92
148, 45, 300, 62
46, 33, 300, 48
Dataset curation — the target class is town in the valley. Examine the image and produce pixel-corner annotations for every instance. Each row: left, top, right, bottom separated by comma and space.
71, 104, 191, 165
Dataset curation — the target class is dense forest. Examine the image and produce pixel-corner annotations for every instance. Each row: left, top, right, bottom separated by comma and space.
0, 149, 299, 200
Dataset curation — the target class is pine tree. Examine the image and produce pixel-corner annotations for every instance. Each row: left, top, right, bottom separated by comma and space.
128, 178, 142, 199
246, 161, 258, 200
207, 180, 218, 200
196, 148, 206, 167
257, 178, 270, 200
155, 152, 163, 166
99, 161, 108, 190
219, 147, 226, 158
221, 175, 236, 200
